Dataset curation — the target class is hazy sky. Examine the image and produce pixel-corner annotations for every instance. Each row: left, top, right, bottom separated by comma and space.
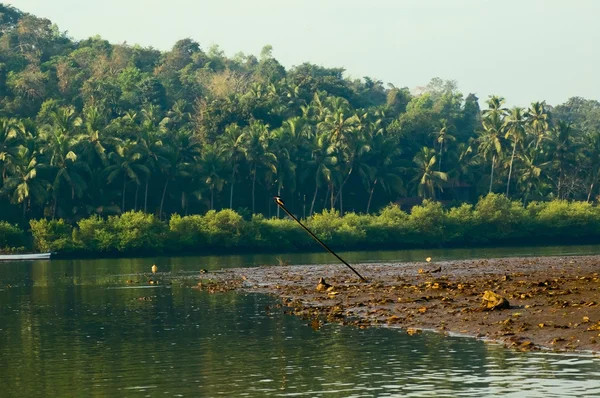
6, 0, 600, 107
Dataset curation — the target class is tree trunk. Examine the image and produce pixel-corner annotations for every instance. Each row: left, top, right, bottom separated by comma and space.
229, 168, 235, 209
122, 177, 126, 213
366, 178, 378, 213
52, 195, 57, 219
210, 186, 214, 210
22, 200, 27, 220
506, 142, 516, 196
587, 179, 596, 203
277, 185, 281, 218
135, 184, 140, 211
159, 178, 169, 219
340, 187, 343, 216
439, 141, 443, 172
251, 166, 256, 214
558, 161, 564, 199
310, 179, 319, 216
489, 155, 495, 194
330, 183, 334, 210
333, 166, 353, 206
144, 178, 149, 213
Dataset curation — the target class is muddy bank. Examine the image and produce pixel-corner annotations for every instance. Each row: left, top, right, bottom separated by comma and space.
188, 255, 600, 352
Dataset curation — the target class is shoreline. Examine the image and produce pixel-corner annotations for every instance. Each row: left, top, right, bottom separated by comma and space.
187, 255, 600, 353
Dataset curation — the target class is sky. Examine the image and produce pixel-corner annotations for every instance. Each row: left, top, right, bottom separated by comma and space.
6, 0, 600, 107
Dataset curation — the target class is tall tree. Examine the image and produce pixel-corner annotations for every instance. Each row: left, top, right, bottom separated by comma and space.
503, 107, 526, 196
410, 147, 448, 199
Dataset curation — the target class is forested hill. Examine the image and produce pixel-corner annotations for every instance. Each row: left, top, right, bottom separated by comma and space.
1, 4, 600, 224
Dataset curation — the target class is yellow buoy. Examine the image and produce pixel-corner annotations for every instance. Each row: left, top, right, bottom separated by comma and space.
151, 264, 158, 274
425, 257, 432, 263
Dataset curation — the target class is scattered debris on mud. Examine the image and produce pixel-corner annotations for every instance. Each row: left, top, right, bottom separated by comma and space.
177, 255, 600, 353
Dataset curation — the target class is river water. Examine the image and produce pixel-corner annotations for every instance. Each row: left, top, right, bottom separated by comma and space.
2, 245, 600, 397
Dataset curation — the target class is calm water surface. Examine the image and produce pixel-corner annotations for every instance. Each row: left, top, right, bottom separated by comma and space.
2, 245, 600, 397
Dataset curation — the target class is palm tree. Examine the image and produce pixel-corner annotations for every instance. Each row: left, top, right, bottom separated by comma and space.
40, 123, 89, 218
410, 147, 448, 199
240, 120, 277, 214
269, 127, 297, 217
305, 132, 337, 216
431, 120, 455, 172
0, 118, 23, 182
198, 143, 226, 210
360, 132, 404, 213
157, 129, 201, 218
482, 95, 508, 118
0, 147, 50, 219
525, 101, 550, 150
550, 121, 577, 199
517, 149, 550, 204
135, 116, 168, 213
218, 123, 245, 209
477, 112, 504, 194
503, 107, 526, 196
77, 105, 109, 168
105, 141, 149, 213
318, 97, 359, 145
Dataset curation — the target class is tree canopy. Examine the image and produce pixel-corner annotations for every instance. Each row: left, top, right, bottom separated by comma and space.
1, 5, 599, 224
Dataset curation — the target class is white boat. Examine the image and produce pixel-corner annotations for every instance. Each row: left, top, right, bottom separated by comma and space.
0, 252, 52, 261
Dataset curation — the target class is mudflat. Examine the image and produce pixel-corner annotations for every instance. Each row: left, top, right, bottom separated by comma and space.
193, 255, 600, 352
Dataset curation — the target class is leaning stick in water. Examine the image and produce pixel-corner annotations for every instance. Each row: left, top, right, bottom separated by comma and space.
273, 196, 368, 282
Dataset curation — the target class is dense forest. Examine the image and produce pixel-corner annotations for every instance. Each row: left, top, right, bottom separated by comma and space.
1, 4, 600, 227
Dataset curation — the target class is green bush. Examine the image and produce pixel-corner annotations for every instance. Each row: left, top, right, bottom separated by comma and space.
473, 193, 529, 242
366, 204, 410, 245
74, 215, 114, 252
446, 203, 480, 244
0, 221, 27, 251
16, 195, 600, 256
169, 214, 207, 251
108, 211, 168, 253
203, 209, 245, 248
29, 219, 74, 252
408, 200, 446, 245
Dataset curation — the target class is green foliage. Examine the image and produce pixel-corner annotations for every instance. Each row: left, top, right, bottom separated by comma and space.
0, 221, 26, 250
75, 215, 113, 252
202, 209, 245, 248
29, 218, 73, 252
408, 200, 446, 245
474, 193, 529, 241
108, 211, 168, 253
16, 195, 600, 255
168, 214, 206, 251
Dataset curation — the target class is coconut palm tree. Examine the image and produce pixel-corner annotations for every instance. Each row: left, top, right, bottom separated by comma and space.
503, 107, 526, 196
478, 112, 504, 194
517, 149, 550, 204
0, 147, 50, 219
240, 120, 277, 214
525, 101, 550, 150
0, 118, 23, 182
360, 132, 404, 213
410, 147, 448, 199
431, 120, 455, 172
550, 120, 578, 199
198, 143, 226, 210
218, 123, 245, 209
482, 95, 508, 118
105, 141, 149, 213
39, 123, 90, 218
305, 132, 337, 216
269, 127, 297, 217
